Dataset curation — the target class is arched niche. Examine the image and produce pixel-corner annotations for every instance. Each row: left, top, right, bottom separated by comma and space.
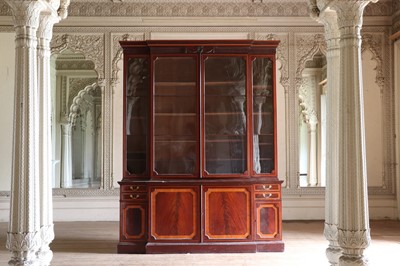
50, 47, 101, 189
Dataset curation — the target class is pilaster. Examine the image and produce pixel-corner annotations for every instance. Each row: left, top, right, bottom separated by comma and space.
328, 0, 378, 264
313, 6, 342, 265
4, 0, 46, 265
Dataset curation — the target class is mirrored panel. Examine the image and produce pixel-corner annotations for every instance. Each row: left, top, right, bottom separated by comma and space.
51, 49, 101, 188
298, 52, 326, 187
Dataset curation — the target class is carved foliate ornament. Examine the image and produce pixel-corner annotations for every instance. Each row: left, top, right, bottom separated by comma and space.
51, 34, 104, 78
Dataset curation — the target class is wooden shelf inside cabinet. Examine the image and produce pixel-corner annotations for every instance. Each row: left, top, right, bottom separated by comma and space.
119, 40, 282, 254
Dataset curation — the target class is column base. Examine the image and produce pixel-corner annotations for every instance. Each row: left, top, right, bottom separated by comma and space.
326, 246, 341, 266
8, 252, 39, 266
339, 254, 369, 266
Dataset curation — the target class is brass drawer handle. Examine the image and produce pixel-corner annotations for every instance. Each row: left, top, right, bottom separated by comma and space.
262, 185, 272, 190
130, 194, 140, 199
129, 186, 140, 191
263, 193, 272, 198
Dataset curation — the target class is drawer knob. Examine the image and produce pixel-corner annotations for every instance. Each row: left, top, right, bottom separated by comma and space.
130, 194, 140, 199
263, 193, 272, 198
130, 186, 140, 191
262, 185, 272, 190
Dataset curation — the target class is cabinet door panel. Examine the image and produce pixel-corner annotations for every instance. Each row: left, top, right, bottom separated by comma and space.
125, 56, 150, 176
252, 56, 276, 175
152, 56, 199, 177
255, 202, 281, 240
121, 203, 147, 240
150, 187, 199, 241
203, 56, 248, 176
204, 187, 251, 240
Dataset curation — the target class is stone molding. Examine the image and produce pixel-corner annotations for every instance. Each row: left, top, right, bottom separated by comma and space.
69, 82, 100, 125
56, 59, 95, 71
6, 231, 41, 259
67, 77, 98, 109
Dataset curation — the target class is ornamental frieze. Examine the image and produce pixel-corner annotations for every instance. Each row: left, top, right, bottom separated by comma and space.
0, 0, 393, 17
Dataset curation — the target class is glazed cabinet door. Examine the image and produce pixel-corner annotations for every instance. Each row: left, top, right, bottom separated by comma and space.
202, 55, 249, 177
150, 186, 200, 241
151, 55, 199, 178
251, 56, 276, 176
124, 56, 150, 177
203, 186, 252, 241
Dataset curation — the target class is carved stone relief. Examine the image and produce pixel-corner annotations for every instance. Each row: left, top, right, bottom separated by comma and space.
51, 34, 105, 78
111, 33, 145, 83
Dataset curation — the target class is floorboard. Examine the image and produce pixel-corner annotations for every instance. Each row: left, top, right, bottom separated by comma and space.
0, 220, 399, 265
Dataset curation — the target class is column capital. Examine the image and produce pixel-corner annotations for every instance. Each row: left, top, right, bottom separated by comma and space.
328, 1, 378, 32
5, 0, 45, 28
38, 12, 59, 41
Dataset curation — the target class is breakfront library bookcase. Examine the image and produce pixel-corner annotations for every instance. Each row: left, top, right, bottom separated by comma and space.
118, 40, 283, 254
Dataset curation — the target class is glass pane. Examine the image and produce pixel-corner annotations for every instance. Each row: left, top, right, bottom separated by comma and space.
153, 57, 197, 175
126, 57, 149, 175
253, 57, 274, 174
204, 57, 247, 175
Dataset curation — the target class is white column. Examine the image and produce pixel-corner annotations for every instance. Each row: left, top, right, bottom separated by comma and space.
395, 39, 400, 220
37, 11, 59, 265
329, 0, 377, 264
307, 116, 318, 186
4, 1, 45, 265
314, 6, 342, 265
60, 123, 73, 188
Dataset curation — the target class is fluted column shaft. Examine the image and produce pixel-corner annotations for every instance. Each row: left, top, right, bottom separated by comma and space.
307, 118, 318, 186
4, 1, 46, 265
60, 123, 73, 188
329, 0, 377, 264
37, 11, 59, 265
315, 8, 342, 265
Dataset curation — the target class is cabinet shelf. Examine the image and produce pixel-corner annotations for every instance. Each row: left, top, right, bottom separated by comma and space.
205, 112, 246, 115
154, 113, 196, 116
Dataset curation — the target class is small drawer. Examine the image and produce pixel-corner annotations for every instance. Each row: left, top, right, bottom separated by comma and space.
254, 184, 280, 192
121, 185, 147, 193
254, 192, 280, 200
121, 193, 147, 201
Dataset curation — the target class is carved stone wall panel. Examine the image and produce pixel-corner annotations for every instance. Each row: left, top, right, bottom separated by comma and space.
51, 33, 105, 79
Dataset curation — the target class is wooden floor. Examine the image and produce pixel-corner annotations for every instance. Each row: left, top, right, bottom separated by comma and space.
0, 220, 399, 265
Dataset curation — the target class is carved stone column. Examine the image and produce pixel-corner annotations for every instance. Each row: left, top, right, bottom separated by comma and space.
313, 6, 342, 265
60, 122, 73, 188
37, 11, 59, 265
307, 116, 318, 186
4, 1, 46, 265
328, 0, 378, 264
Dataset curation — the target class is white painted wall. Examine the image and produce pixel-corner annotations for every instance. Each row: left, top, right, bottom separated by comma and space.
0, 32, 15, 192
